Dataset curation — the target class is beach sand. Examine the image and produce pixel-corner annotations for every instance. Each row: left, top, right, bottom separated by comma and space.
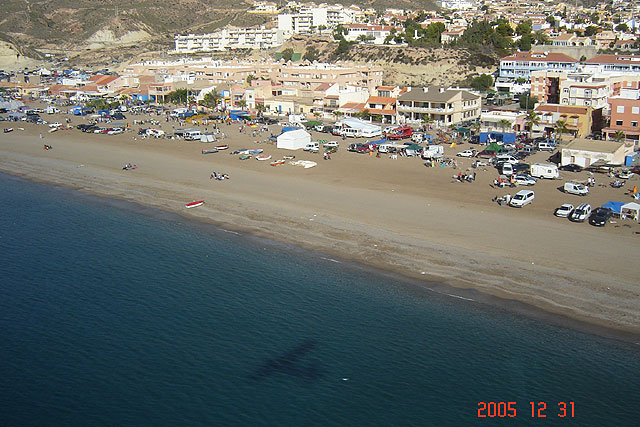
2, 113, 639, 338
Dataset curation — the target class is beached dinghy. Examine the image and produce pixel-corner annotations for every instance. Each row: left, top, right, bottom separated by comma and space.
256, 154, 272, 161
290, 160, 317, 169
248, 149, 263, 155
239, 154, 252, 160
270, 159, 286, 166
185, 200, 205, 208
202, 148, 219, 154
214, 144, 229, 150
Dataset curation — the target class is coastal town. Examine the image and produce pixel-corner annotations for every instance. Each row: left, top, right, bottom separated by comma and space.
1, 0, 640, 332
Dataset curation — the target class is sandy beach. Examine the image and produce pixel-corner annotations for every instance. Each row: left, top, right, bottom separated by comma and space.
2, 112, 639, 338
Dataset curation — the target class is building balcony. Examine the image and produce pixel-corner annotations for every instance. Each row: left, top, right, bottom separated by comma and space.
397, 105, 452, 113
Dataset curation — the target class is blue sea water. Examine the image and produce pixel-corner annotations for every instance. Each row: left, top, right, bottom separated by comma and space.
0, 172, 638, 427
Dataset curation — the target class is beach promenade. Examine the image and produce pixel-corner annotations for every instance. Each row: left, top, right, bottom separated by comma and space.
1, 116, 639, 338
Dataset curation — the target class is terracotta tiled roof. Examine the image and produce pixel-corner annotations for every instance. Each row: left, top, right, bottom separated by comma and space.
535, 104, 590, 115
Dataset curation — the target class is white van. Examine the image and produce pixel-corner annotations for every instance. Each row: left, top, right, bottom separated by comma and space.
501, 163, 513, 176
530, 163, 559, 179
563, 182, 589, 196
304, 142, 319, 153
509, 190, 535, 207
538, 141, 556, 151
495, 154, 519, 164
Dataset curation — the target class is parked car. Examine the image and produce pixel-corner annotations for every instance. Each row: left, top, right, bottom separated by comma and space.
304, 142, 320, 153
570, 203, 592, 222
323, 141, 339, 148
476, 150, 497, 159
509, 189, 535, 207
554, 203, 574, 218
559, 164, 583, 172
589, 207, 614, 226
512, 163, 531, 174
618, 169, 634, 179
563, 182, 589, 196
456, 149, 476, 158
513, 174, 537, 186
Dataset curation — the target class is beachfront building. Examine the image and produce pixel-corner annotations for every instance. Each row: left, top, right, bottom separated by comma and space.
561, 139, 631, 168
602, 90, 640, 144
532, 104, 593, 139
479, 110, 527, 134
172, 27, 288, 53
438, 0, 476, 10
499, 51, 579, 81
583, 54, 640, 76
396, 87, 481, 126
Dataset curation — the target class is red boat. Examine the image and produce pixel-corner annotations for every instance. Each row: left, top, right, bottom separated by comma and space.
214, 144, 229, 150
185, 200, 204, 208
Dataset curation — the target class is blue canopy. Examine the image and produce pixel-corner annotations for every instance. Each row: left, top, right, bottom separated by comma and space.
367, 138, 387, 146
281, 126, 301, 133
602, 201, 624, 213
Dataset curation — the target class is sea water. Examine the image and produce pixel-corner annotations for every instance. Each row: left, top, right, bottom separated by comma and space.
0, 172, 638, 426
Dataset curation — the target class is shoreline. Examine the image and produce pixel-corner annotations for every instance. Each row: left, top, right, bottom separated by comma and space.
2, 167, 639, 344
1, 124, 639, 340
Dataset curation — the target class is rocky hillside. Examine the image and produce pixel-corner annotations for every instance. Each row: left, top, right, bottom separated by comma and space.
277, 35, 498, 87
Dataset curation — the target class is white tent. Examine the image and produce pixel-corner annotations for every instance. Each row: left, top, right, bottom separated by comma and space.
336, 118, 382, 138
276, 129, 311, 150
621, 202, 640, 222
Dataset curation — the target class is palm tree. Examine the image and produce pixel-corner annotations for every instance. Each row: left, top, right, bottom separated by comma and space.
471, 121, 481, 135
554, 120, 568, 142
525, 111, 539, 138
498, 119, 512, 133
612, 130, 625, 142
237, 99, 247, 110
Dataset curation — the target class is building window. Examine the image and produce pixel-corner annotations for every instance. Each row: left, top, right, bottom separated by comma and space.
633, 107, 639, 115
617, 105, 625, 113
616, 120, 623, 126
632, 121, 638, 127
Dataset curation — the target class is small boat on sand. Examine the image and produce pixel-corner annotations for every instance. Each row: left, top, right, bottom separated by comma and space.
290, 160, 317, 169
282, 155, 295, 160
239, 154, 252, 160
185, 200, 205, 208
202, 148, 219, 154
256, 154, 272, 161
3, 128, 13, 133
248, 149, 264, 155
270, 159, 286, 166
214, 144, 229, 150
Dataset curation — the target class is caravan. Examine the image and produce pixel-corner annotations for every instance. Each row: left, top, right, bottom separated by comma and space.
334, 118, 382, 138
530, 163, 559, 179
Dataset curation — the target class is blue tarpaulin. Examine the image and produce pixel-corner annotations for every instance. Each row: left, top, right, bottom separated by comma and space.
367, 138, 387, 146
281, 126, 301, 133
602, 201, 624, 213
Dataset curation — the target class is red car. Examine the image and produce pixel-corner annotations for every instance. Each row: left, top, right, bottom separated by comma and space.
476, 150, 497, 159
386, 126, 413, 140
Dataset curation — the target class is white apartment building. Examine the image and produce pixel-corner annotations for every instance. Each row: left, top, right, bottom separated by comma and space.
277, 5, 359, 34
343, 24, 394, 45
438, 0, 477, 10
173, 27, 288, 53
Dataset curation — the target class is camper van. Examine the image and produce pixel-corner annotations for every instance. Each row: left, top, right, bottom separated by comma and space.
530, 163, 559, 179
386, 126, 413, 140
421, 145, 444, 159
563, 182, 589, 196
182, 129, 202, 141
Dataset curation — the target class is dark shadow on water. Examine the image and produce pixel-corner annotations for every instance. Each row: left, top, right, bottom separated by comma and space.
250, 339, 322, 381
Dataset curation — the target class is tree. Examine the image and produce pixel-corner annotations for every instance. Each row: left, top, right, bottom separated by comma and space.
333, 38, 353, 58
303, 46, 319, 62
470, 74, 494, 91
495, 22, 513, 37
525, 111, 539, 138
615, 23, 629, 32
546, 15, 556, 27
165, 89, 188, 105
472, 121, 481, 135
498, 119, 512, 133
519, 93, 538, 110
555, 120, 569, 141
201, 90, 220, 109
246, 74, 257, 85
534, 30, 551, 45
281, 48, 294, 62
515, 21, 533, 36
256, 103, 266, 116
237, 99, 247, 109
612, 130, 625, 142
518, 33, 532, 51
584, 26, 598, 37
